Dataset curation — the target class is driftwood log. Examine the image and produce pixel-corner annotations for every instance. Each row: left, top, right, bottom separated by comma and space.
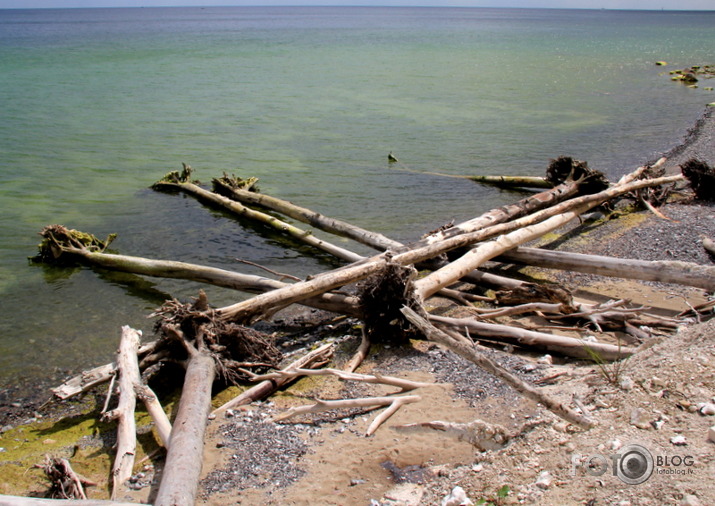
497, 246, 715, 291
100, 326, 141, 500
401, 306, 596, 428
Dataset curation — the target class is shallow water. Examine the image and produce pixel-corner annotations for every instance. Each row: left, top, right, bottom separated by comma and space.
0, 6, 713, 391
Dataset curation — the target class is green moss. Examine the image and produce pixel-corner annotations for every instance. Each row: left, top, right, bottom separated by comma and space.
0, 399, 162, 498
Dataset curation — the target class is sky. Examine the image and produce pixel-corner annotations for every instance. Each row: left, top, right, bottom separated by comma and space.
0, 0, 713, 9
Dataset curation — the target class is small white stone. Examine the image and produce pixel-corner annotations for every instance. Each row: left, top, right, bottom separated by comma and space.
609, 438, 623, 451
698, 402, 715, 416
441, 486, 473, 506
620, 376, 635, 391
681, 494, 702, 506
537, 354, 553, 365
535, 470, 552, 490
708, 425, 715, 444
471, 463, 483, 472
670, 435, 687, 446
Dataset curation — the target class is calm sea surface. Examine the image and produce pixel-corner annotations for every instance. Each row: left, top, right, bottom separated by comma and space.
1, 6, 713, 392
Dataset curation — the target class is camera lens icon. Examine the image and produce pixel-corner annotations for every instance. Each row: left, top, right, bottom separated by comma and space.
616, 444, 654, 485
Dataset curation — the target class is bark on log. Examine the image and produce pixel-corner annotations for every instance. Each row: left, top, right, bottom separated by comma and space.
401, 307, 595, 428
212, 177, 403, 252
496, 247, 715, 291
154, 350, 216, 506
153, 180, 364, 262
100, 326, 142, 500
429, 314, 634, 360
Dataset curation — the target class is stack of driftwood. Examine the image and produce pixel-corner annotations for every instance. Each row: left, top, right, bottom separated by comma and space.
9, 156, 715, 505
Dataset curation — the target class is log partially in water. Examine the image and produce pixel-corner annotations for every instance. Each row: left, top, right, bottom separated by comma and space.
467, 174, 553, 189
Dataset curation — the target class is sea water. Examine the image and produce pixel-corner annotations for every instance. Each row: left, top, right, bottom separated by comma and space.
0, 6, 713, 392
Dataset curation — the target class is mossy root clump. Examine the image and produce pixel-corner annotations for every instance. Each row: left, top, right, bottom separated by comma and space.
31, 224, 116, 264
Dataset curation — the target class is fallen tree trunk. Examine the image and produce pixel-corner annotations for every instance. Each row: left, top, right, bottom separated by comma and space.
0, 497, 147, 506
415, 173, 684, 300
401, 306, 595, 428
153, 327, 216, 506
153, 177, 363, 262
496, 246, 715, 291
212, 176, 404, 251
100, 326, 141, 500
467, 175, 553, 189
218, 173, 683, 323
429, 314, 634, 360
40, 243, 360, 317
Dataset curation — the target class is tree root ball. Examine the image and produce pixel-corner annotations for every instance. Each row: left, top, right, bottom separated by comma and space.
358, 262, 424, 346
681, 158, 715, 201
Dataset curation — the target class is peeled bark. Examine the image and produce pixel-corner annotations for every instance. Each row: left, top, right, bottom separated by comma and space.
497, 247, 715, 291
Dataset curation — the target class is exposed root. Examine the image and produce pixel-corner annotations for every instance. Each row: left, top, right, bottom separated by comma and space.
32, 224, 116, 264
212, 172, 260, 193
152, 290, 282, 383
358, 262, 425, 346
681, 158, 715, 201
36, 455, 96, 500
545, 156, 609, 193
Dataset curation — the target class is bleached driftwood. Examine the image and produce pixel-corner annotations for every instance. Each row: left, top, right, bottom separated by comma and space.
212, 175, 403, 252
100, 326, 142, 500
211, 342, 334, 416
497, 246, 715, 291
401, 306, 596, 428
153, 325, 216, 506
0, 496, 147, 505
430, 313, 633, 360
134, 383, 172, 449
273, 395, 421, 436
248, 367, 433, 393
153, 174, 363, 262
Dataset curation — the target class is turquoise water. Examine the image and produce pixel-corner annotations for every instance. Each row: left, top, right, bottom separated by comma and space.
1, 6, 714, 391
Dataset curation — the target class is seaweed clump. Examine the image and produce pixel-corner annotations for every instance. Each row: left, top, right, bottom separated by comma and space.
31, 224, 116, 265
546, 156, 609, 194
681, 158, 715, 201
212, 172, 260, 195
